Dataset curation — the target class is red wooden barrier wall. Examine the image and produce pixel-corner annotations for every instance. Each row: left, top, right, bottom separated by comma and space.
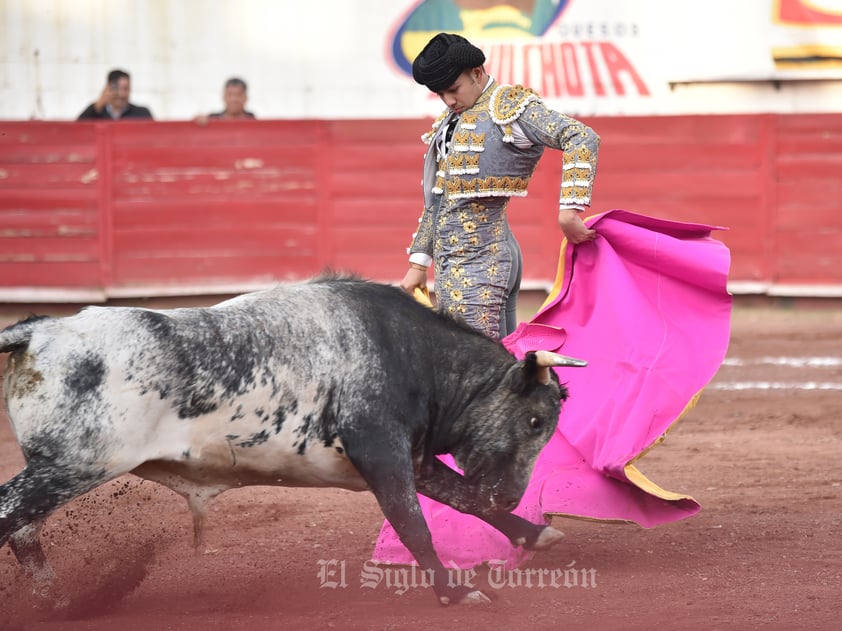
1, 114, 840, 301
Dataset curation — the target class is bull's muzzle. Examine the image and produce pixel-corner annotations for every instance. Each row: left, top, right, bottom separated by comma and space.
488, 479, 526, 513
493, 496, 521, 512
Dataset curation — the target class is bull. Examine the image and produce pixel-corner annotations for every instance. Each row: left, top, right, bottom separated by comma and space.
0, 275, 584, 606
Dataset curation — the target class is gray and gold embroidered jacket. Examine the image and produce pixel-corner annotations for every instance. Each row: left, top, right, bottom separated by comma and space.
408, 80, 600, 259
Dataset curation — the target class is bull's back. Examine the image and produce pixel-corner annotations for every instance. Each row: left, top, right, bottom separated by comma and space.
1, 281, 393, 486
1, 278, 497, 487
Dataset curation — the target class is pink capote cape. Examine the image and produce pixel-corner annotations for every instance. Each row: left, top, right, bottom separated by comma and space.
373, 210, 732, 570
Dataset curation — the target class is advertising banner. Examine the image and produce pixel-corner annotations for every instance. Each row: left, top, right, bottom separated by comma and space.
772, 0, 842, 75
387, 0, 842, 115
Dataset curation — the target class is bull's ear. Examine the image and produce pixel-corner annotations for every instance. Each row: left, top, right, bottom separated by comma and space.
526, 350, 588, 386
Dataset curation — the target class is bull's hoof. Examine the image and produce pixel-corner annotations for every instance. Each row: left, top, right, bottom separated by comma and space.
30, 583, 69, 612
31, 581, 65, 608
460, 590, 492, 605
533, 526, 564, 550
438, 590, 491, 606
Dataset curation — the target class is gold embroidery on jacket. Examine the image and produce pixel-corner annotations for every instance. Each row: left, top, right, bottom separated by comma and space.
469, 132, 486, 152
461, 111, 478, 129
464, 154, 480, 173
560, 146, 595, 205
451, 130, 471, 152
444, 175, 530, 199
490, 85, 540, 127
447, 153, 465, 173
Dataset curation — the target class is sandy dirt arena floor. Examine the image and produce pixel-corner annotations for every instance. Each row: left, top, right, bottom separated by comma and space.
0, 295, 840, 630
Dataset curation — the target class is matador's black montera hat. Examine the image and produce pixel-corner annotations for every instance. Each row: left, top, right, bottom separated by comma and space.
411, 33, 486, 93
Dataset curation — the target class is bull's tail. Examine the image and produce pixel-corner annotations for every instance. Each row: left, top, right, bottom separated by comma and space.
0, 315, 50, 354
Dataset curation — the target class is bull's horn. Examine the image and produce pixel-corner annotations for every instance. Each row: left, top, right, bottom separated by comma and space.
534, 350, 588, 368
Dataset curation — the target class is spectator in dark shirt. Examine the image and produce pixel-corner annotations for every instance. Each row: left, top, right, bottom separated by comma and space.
193, 77, 255, 125
77, 69, 153, 120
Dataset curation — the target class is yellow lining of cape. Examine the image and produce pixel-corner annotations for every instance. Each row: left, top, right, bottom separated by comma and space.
537, 238, 569, 316
414, 286, 433, 308
623, 390, 700, 502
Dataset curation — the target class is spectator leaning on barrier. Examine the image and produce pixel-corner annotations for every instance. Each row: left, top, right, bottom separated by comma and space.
77, 69, 153, 120
193, 77, 256, 125
399, 32, 600, 340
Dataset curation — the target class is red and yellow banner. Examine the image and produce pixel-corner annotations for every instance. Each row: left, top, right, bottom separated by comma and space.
773, 0, 842, 69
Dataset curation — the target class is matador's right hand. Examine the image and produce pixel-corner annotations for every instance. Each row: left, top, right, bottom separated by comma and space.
400, 267, 428, 295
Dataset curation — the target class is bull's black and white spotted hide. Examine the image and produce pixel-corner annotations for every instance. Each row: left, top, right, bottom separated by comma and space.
0, 275, 581, 606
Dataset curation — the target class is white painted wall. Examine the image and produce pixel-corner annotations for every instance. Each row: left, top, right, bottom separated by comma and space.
1, 0, 840, 120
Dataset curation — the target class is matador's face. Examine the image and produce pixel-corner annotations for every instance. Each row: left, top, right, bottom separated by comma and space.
436, 67, 486, 115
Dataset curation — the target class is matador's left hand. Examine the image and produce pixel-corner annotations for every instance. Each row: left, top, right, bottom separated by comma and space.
558, 209, 596, 244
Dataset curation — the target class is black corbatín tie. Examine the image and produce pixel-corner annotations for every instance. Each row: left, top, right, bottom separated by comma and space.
445, 118, 456, 145
441, 116, 458, 158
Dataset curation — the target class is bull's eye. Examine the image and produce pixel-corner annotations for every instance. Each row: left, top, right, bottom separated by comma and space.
529, 417, 541, 430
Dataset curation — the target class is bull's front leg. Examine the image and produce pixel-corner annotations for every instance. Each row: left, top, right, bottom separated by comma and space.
344, 438, 489, 605
416, 459, 564, 551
